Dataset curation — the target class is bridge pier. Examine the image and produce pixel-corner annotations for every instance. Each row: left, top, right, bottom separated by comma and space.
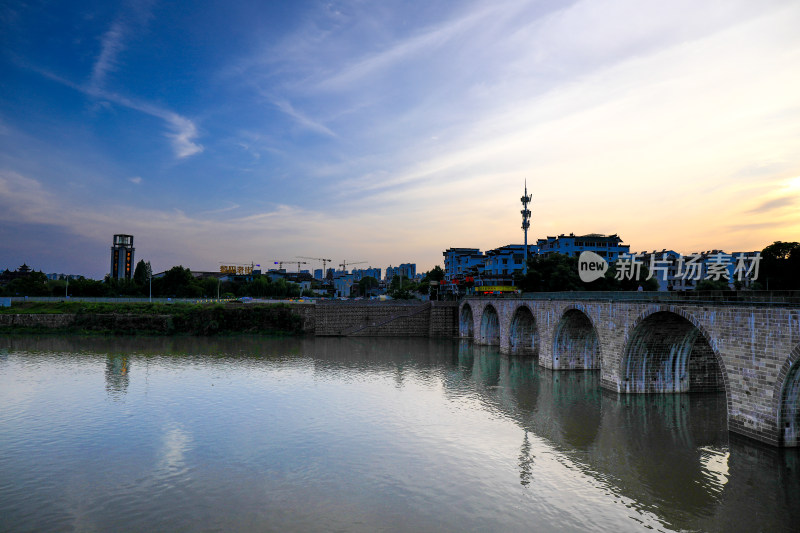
461, 295, 800, 447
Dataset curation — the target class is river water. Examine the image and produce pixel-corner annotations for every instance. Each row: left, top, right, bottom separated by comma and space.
0, 335, 797, 532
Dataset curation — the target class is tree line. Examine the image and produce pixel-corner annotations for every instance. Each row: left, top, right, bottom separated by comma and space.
0, 261, 313, 299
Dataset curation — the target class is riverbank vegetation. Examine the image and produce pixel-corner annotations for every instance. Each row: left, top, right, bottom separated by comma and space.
0, 302, 305, 336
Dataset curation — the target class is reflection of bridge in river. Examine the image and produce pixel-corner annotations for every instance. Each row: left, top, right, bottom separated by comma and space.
459, 293, 800, 447
445, 341, 799, 532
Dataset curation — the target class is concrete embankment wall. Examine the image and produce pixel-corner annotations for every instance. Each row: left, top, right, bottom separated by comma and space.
314, 301, 457, 337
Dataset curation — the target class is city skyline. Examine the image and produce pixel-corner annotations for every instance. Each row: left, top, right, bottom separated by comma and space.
1, 0, 799, 279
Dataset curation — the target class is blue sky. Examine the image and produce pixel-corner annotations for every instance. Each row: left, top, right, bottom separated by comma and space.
1, 0, 799, 278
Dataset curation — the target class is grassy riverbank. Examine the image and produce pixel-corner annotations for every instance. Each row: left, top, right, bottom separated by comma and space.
0, 302, 305, 336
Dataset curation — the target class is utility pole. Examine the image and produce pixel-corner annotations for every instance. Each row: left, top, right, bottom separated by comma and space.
521, 180, 533, 275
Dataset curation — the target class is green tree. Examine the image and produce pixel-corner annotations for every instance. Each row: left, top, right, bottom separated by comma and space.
696, 279, 731, 291
358, 276, 379, 296
154, 266, 203, 297
417, 266, 445, 297
519, 254, 659, 292
519, 254, 583, 292
760, 241, 800, 290
133, 260, 152, 286
69, 277, 106, 296
388, 275, 417, 299
5, 271, 49, 296
200, 276, 221, 298
245, 276, 272, 297
427, 266, 445, 282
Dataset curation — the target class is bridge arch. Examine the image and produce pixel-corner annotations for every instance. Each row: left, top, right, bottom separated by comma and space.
459, 303, 474, 339
620, 308, 726, 395
508, 305, 537, 356
775, 344, 800, 447
552, 307, 600, 370
479, 304, 500, 345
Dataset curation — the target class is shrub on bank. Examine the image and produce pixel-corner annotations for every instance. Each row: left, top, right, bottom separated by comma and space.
0, 302, 304, 336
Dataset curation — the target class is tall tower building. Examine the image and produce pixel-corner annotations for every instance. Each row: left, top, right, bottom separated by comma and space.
110, 234, 135, 280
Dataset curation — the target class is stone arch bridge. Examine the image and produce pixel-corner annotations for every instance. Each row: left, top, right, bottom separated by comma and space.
459, 293, 800, 447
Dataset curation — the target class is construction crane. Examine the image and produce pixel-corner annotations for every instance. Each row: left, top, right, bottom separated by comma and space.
272, 260, 307, 272
297, 256, 333, 275
339, 260, 367, 273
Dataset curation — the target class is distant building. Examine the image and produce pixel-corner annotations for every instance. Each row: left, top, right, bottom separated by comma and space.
385, 263, 415, 281
334, 274, 355, 297
638, 249, 761, 291
537, 233, 630, 262
443, 248, 484, 281
110, 234, 135, 280
352, 267, 382, 281
0, 264, 33, 286
637, 250, 684, 291
46, 273, 82, 281
482, 244, 538, 283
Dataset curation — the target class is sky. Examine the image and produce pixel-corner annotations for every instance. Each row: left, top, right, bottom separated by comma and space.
1, 0, 799, 279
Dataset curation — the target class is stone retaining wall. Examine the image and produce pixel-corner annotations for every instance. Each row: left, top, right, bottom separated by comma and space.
315, 301, 457, 337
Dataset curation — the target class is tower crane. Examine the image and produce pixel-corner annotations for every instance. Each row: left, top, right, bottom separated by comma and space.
297, 256, 333, 275
339, 260, 367, 273
272, 260, 307, 272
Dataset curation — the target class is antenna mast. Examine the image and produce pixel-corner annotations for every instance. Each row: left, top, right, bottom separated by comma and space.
521, 180, 533, 275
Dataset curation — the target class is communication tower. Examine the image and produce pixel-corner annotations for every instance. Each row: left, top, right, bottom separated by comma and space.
521, 182, 532, 275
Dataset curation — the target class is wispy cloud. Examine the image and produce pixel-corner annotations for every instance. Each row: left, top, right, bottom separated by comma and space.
89, 19, 127, 92
93, 91, 204, 158
747, 196, 797, 214
129, 176, 142, 184
162, 112, 204, 158
271, 98, 336, 138
728, 220, 796, 232
19, 62, 203, 159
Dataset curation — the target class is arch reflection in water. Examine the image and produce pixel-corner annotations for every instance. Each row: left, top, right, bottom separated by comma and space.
452, 340, 764, 531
